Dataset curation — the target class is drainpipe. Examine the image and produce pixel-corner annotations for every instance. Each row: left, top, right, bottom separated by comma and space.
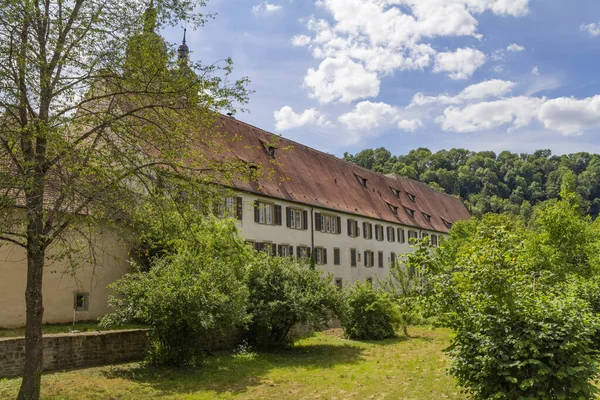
310, 206, 315, 269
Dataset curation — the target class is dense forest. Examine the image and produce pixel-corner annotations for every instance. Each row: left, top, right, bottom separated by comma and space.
343, 148, 600, 219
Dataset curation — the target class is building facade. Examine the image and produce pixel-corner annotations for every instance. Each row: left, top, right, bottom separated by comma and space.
0, 116, 471, 328
217, 115, 471, 288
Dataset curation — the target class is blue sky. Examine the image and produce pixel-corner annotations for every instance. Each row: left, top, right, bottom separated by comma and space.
163, 0, 600, 157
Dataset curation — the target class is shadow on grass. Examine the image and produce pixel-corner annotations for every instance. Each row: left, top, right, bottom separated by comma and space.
354, 333, 434, 346
101, 343, 364, 396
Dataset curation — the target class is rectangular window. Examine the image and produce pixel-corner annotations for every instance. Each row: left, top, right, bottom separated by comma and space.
256, 201, 274, 225
280, 245, 288, 257
225, 197, 235, 216
363, 222, 373, 240
348, 219, 360, 238
390, 252, 396, 267
334, 248, 341, 265
288, 208, 304, 230
431, 234, 439, 246
315, 248, 327, 265
366, 277, 373, 285
386, 226, 395, 242
74, 293, 89, 311
398, 228, 405, 244
375, 225, 384, 242
350, 249, 357, 267
408, 230, 419, 242
378, 251, 383, 268
364, 250, 374, 267
335, 278, 343, 290
297, 246, 311, 261
317, 213, 340, 234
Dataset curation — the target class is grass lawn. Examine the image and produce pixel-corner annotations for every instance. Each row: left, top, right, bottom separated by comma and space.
0, 322, 148, 338
0, 327, 461, 399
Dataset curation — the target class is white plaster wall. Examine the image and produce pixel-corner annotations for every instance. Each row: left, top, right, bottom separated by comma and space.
236, 192, 444, 288
0, 228, 130, 328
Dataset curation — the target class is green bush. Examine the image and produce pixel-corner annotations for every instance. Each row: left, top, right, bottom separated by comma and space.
103, 218, 250, 366
342, 282, 401, 340
245, 256, 341, 348
448, 283, 600, 399
428, 193, 600, 399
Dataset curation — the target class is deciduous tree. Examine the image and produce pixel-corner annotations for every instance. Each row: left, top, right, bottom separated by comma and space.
0, 1, 249, 398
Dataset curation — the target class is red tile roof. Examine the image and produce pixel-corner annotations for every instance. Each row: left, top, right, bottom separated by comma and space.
215, 116, 471, 234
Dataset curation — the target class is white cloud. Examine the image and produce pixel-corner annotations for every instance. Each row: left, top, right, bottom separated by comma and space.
436, 94, 600, 136
581, 22, 600, 37
437, 96, 545, 133
506, 43, 525, 52
411, 79, 517, 107
304, 57, 380, 103
294, 0, 529, 102
273, 106, 331, 131
398, 119, 424, 132
531, 66, 540, 76
292, 35, 311, 46
538, 96, 600, 135
433, 48, 487, 80
338, 101, 400, 131
252, 2, 281, 16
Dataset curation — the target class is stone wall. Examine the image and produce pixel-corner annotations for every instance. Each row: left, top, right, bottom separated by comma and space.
0, 329, 149, 378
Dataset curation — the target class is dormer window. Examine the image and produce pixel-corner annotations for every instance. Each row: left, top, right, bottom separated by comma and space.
404, 207, 415, 218
442, 218, 453, 229
407, 192, 416, 202
355, 174, 367, 188
248, 164, 259, 180
262, 141, 277, 158
387, 203, 398, 215
390, 187, 400, 198
422, 212, 431, 222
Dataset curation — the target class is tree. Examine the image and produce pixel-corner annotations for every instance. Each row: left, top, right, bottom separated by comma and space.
344, 146, 600, 219
246, 255, 341, 348
103, 216, 250, 367
0, 1, 249, 398
425, 198, 600, 399
342, 281, 402, 340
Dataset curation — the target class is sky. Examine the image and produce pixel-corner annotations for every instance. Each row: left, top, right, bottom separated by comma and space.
162, 0, 600, 157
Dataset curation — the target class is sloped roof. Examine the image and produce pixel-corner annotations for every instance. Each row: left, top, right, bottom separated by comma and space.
215, 115, 471, 234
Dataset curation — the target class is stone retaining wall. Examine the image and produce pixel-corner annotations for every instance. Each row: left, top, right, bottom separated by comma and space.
0, 329, 149, 378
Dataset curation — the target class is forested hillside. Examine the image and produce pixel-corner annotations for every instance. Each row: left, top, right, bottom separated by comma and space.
343, 148, 600, 219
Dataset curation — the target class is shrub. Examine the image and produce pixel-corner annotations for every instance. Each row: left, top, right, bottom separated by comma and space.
429, 202, 600, 399
103, 218, 250, 366
449, 290, 600, 399
342, 282, 401, 340
245, 256, 341, 348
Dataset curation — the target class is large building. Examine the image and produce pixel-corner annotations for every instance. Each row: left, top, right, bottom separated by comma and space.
219, 116, 471, 288
0, 115, 470, 328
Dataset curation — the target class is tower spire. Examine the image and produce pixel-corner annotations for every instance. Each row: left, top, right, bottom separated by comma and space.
178, 27, 190, 62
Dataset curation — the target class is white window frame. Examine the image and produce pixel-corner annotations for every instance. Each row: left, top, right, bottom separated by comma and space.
290, 208, 303, 230
258, 202, 274, 225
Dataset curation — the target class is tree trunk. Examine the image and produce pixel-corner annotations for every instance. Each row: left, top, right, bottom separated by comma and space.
18, 189, 46, 399
17, 236, 45, 399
